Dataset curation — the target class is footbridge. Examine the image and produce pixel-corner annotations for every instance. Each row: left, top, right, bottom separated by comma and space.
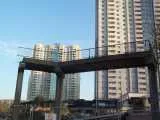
14, 41, 159, 120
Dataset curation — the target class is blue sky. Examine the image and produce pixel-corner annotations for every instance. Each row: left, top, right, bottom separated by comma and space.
0, 0, 95, 100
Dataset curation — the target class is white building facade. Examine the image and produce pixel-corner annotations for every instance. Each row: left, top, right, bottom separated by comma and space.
95, 0, 155, 100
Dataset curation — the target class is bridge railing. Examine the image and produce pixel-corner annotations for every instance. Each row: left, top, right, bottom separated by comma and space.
84, 112, 125, 120
17, 40, 153, 62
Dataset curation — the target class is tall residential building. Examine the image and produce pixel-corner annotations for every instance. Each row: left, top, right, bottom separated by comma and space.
154, 0, 160, 28
95, 0, 155, 100
154, 0, 160, 103
154, 0, 160, 48
27, 43, 80, 101
27, 43, 46, 100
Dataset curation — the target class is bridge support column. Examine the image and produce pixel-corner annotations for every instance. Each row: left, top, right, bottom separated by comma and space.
148, 65, 159, 120
55, 72, 65, 120
14, 63, 25, 104
12, 63, 25, 120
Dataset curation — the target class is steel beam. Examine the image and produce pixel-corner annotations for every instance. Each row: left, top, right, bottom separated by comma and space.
22, 51, 155, 74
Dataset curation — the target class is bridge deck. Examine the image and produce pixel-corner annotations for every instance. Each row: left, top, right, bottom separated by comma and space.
22, 51, 156, 74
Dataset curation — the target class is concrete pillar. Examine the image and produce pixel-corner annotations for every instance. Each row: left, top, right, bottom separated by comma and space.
14, 63, 25, 105
13, 63, 25, 120
14, 63, 25, 104
148, 65, 159, 120
55, 73, 64, 120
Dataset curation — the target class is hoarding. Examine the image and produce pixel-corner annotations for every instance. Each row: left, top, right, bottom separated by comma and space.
45, 113, 56, 120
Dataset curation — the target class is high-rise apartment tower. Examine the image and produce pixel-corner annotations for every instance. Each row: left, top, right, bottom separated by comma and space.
95, 0, 155, 100
27, 43, 80, 101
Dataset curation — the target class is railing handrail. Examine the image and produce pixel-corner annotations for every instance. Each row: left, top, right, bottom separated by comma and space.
85, 112, 124, 120
17, 40, 154, 62
18, 40, 153, 54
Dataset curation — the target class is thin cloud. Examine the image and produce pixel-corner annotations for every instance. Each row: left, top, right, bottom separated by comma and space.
0, 40, 33, 57
0, 41, 17, 57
